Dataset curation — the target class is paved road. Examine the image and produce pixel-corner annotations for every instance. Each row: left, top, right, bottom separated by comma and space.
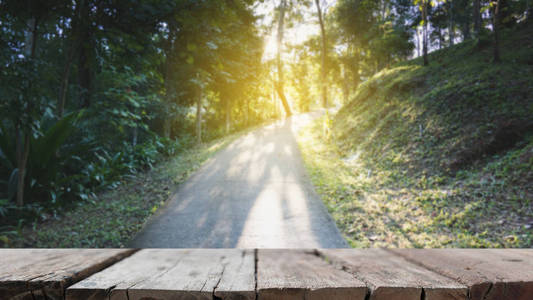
130, 112, 348, 248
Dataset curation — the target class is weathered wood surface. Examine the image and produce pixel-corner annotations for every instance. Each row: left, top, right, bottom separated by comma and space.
66, 249, 255, 300
390, 249, 533, 300
0, 249, 135, 300
213, 249, 256, 300
320, 249, 468, 300
257, 249, 367, 300
2, 249, 533, 300
256, 249, 367, 300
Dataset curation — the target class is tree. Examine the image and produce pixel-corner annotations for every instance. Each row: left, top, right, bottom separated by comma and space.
333, 0, 413, 92
57, 1, 79, 118
315, 0, 328, 108
456, 0, 472, 40
429, 4, 448, 48
290, 45, 313, 111
446, 0, 455, 45
492, 0, 502, 63
275, 0, 293, 117
0, 0, 63, 206
334, 0, 377, 85
420, 0, 429, 65
473, 0, 482, 37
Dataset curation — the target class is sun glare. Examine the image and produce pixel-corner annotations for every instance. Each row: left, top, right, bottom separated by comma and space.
262, 36, 278, 62
262, 23, 319, 62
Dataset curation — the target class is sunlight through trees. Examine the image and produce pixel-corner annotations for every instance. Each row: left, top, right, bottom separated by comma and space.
1, 0, 531, 246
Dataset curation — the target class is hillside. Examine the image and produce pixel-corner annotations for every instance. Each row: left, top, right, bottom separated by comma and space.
298, 23, 533, 247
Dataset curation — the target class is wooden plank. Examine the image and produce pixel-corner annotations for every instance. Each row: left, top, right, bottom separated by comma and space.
213, 249, 256, 300
390, 249, 533, 300
0, 249, 134, 300
67, 249, 190, 300
128, 249, 255, 300
257, 249, 367, 300
320, 249, 467, 300
67, 249, 255, 300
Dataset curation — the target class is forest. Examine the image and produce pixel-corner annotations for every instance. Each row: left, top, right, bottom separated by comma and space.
0, 0, 532, 247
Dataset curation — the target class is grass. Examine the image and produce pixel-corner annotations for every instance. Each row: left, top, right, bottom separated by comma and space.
5, 132, 242, 247
297, 24, 533, 248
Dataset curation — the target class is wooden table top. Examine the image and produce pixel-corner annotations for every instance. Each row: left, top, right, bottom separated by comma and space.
1, 249, 532, 300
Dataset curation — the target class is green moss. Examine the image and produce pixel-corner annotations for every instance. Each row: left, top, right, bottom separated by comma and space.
297, 24, 533, 248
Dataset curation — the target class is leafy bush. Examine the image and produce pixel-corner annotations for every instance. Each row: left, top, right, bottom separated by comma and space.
0, 112, 83, 204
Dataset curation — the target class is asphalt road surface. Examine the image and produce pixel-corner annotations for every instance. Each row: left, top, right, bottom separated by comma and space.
130, 112, 348, 248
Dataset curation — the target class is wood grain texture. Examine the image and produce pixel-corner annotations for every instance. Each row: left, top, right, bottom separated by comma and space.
390, 249, 533, 300
257, 249, 367, 300
0, 249, 134, 300
320, 249, 467, 300
67, 249, 191, 300
5, 249, 533, 300
128, 249, 255, 300
67, 249, 255, 300
213, 249, 256, 300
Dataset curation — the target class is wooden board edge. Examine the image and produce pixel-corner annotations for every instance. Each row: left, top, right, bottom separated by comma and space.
33, 249, 138, 300
213, 289, 256, 300
306, 286, 368, 300
257, 288, 306, 300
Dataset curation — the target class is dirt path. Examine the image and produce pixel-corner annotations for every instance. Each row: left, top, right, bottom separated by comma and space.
130, 112, 348, 248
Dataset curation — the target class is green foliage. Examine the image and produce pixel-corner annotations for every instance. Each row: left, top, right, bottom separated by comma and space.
0, 112, 82, 203
4, 129, 242, 247
330, 0, 416, 99
289, 46, 314, 112
1, 0, 531, 247
297, 24, 533, 248
0, 0, 273, 237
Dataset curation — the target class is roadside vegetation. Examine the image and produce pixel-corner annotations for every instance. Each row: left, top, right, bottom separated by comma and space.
0, 1, 275, 247
2, 133, 241, 247
298, 24, 533, 248
2, 0, 531, 248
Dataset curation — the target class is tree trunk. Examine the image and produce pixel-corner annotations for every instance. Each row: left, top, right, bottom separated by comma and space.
493, 0, 501, 63
78, 45, 91, 108
526, 0, 533, 22
315, 0, 328, 108
15, 127, 30, 207
245, 97, 249, 126
462, 3, 471, 41
276, 0, 292, 116
78, 0, 92, 108
473, 0, 482, 37
462, 19, 471, 40
341, 63, 349, 103
196, 89, 202, 144
448, 1, 455, 46
225, 98, 231, 134
422, 1, 429, 66
415, 29, 420, 57
24, 18, 37, 57
163, 54, 173, 138
161, 22, 177, 138
58, 48, 76, 118
275, 84, 291, 116
352, 48, 360, 90
58, 2, 81, 118
439, 29, 443, 49
16, 17, 38, 207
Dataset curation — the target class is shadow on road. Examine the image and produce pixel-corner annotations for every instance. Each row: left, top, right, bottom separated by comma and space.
130, 112, 348, 248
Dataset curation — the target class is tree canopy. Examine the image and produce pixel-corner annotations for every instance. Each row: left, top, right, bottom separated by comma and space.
1, 0, 531, 234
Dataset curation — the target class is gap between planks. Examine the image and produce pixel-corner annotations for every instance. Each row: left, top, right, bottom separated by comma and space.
4, 249, 532, 300
66, 249, 468, 300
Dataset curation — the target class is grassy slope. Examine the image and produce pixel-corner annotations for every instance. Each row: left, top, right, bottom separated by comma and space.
4, 133, 242, 247
298, 24, 533, 248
